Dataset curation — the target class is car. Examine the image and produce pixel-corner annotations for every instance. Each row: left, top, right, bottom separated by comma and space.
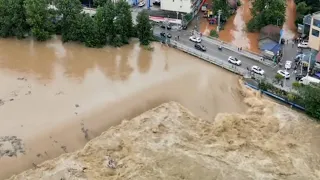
295, 54, 305, 62
153, 0, 160, 5
160, 32, 171, 38
295, 74, 304, 81
138, 1, 145, 7
228, 56, 241, 66
194, 43, 206, 51
298, 42, 309, 48
251, 65, 264, 75
160, 24, 171, 30
277, 70, 290, 79
285, 60, 292, 69
189, 36, 201, 43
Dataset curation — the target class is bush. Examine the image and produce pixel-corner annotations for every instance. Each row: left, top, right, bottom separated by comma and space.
275, 74, 284, 83
292, 81, 301, 89
210, 30, 219, 38
237, 0, 241, 6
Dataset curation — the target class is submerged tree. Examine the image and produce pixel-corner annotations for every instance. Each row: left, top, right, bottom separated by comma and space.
247, 0, 285, 32
0, 0, 29, 38
56, 0, 82, 42
136, 10, 152, 45
25, 0, 55, 41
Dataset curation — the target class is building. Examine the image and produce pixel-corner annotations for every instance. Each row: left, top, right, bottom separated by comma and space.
308, 13, 320, 73
258, 25, 282, 54
309, 13, 320, 51
160, 0, 204, 14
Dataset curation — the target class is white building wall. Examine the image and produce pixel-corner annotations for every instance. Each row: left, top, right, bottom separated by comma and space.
161, 0, 192, 14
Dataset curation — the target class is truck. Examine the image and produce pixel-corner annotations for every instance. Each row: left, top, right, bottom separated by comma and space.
299, 76, 320, 85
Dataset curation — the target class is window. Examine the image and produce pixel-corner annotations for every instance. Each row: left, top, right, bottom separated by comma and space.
312, 29, 319, 37
313, 19, 320, 28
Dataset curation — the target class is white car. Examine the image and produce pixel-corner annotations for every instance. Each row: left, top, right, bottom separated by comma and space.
138, 1, 145, 7
298, 42, 309, 48
251, 65, 264, 75
285, 60, 292, 69
228, 56, 241, 66
277, 70, 290, 79
189, 36, 201, 43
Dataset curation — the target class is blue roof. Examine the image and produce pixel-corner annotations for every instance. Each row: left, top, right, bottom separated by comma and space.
260, 41, 280, 54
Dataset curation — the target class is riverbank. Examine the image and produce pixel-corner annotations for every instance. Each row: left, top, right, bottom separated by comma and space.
0, 38, 247, 179
7, 81, 320, 180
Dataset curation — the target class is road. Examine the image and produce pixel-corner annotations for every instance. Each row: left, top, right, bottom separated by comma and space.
153, 26, 299, 89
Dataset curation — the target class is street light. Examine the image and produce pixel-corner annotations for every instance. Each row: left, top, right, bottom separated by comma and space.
307, 50, 312, 77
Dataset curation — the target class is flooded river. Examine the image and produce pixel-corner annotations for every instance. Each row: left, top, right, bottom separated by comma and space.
1, 36, 320, 179
0, 37, 246, 179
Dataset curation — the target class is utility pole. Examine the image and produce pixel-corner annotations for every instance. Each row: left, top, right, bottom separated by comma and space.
217, 10, 222, 32
307, 51, 312, 76
165, 18, 169, 44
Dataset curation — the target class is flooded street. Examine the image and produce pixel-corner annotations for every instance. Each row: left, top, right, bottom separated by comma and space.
0, 37, 246, 179
200, 0, 297, 53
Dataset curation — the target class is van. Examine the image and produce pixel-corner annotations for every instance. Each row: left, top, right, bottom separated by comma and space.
262, 50, 274, 60
299, 76, 320, 85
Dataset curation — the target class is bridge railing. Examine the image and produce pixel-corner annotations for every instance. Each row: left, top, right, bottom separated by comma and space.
168, 40, 293, 92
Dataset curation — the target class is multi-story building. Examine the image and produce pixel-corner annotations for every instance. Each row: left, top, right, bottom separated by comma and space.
160, 0, 204, 14
308, 13, 320, 71
309, 13, 320, 51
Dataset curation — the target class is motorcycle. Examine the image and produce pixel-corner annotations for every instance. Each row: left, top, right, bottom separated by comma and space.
218, 45, 222, 51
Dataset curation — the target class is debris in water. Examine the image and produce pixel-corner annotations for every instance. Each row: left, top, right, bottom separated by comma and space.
75, 104, 79, 108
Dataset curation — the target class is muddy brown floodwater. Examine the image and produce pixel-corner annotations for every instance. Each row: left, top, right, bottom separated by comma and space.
199, 0, 298, 53
0, 37, 246, 179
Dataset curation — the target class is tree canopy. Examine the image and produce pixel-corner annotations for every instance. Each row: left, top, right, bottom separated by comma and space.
136, 10, 152, 45
0, 0, 147, 48
298, 84, 320, 120
247, 0, 285, 32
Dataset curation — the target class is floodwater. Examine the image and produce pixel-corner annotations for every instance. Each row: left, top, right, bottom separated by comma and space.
200, 0, 297, 53
0, 37, 246, 179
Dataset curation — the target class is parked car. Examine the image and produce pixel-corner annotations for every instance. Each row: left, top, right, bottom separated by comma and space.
160, 32, 172, 38
298, 42, 309, 48
194, 43, 206, 51
153, 0, 160, 5
189, 36, 201, 43
251, 65, 264, 75
285, 60, 292, 69
277, 70, 290, 79
228, 56, 241, 66
160, 24, 172, 30
295, 74, 304, 81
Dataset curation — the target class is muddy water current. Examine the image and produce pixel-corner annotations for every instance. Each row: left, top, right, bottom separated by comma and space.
0, 37, 247, 178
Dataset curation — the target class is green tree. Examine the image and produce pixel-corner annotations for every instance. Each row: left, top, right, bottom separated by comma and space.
25, 0, 55, 41
76, 13, 99, 47
115, 0, 133, 44
56, 0, 82, 42
0, 0, 29, 38
298, 85, 320, 120
248, 0, 285, 32
294, 0, 320, 14
136, 10, 152, 45
93, 0, 106, 7
295, 2, 311, 24
212, 0, 231, 18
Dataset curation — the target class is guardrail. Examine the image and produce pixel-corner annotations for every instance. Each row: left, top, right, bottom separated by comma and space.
202, 36, 276, 68
162, 39, 292, 92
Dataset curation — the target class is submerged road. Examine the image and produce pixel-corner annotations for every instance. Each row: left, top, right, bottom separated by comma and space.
153, 27, 297, 88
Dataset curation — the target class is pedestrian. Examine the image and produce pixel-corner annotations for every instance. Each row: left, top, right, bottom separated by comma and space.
240, 47, 242, 51
177, 35, 179, 40
292, 43, 294, 48
286, 40, 288, 44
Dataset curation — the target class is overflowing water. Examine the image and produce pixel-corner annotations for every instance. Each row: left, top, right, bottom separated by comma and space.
0, 37, 246, 179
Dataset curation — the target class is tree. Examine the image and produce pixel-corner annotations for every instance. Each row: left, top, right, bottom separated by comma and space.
115, 0, 133, 44
298, 85, 320, 120
93, 0, 106, 7
212, 0, 231, 19
0, 0, 29, 38
294, 0, 320, 14
248, 0, 285, 32
295, 2, 311, 24
76, 13, 99, 47
56, 0, 82, 42
25, 0, 55, 41
136, 10, 152, 45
